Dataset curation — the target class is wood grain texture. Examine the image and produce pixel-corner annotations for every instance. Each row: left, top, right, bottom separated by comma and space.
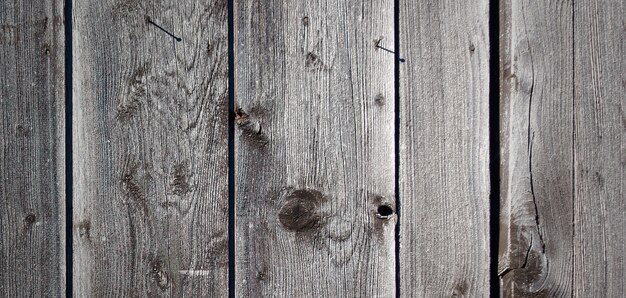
234, 0, 396, 296
0, 0, 65, 296
573, 0, 625, 296
397, 1, 491, 296
498, 0, 575, 296
501, 0, 625, 296
73, 0, 228, 296
499, 0, 573, 297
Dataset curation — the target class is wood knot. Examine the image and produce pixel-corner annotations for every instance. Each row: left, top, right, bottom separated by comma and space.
302, 16, 309, 26
148, 259, 169, 291
15, 125, 30, 137
170, 164, 190, 195
235, 108, 268, 144
305, 52, 323, 68
77, 220, 91, 239
278, 188, 326, 232
374, 93, 385, 106
23, 214, 37, 228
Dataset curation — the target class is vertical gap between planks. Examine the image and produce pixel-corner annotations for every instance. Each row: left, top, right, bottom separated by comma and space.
393, 0, 401, 297
64, 0, 73, 296
488, 0, 501, 296
227, 0, 236, 296
570, 1, 575, 297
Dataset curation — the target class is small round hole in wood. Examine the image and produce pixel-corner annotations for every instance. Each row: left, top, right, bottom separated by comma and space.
376, 205, 394, 219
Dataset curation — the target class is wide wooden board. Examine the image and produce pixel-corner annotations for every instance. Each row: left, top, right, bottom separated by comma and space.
234, 0, 396, 296
498, 0, 575, 296
72, 0, 228, 296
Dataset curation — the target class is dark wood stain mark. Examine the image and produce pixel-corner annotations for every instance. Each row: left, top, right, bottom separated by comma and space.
170, 164, 190, 196
121, 163, 146, 212
278, 188, 326, 232
451, 280, 469, 297
148, 258, 169, 291
374, 93, 385, 106
77, 220, 91, 240
23, 214, 37, 229
117, 63, 149, 121
207, 41, 215, 56
128, 63, 149, 98
235, 108, 268, 145
305, 52, 323, 68
116, 98, 141, 121
33, 17, 48, 35
469, 43, 476, 53
209, 231, 229, 267
255, 267, 268, 281
15, 125, 30, 137
42, 43, 50, 55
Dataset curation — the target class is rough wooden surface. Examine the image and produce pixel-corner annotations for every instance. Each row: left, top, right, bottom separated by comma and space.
498, 0, 575, 296
398, 1, 491, 296
573, 1, 624, 296
234, 0, 396, 296
73, 0, 228, 296
0, 0, 66, 296
500, 0, 625, 296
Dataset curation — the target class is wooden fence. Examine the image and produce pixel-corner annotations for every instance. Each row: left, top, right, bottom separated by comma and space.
1, 0, 623, 296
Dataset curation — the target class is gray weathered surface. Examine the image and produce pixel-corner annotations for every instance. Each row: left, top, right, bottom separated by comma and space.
234, 0, 396, 296
500, 0, 625, 296
498, 0, 574, 296
398, 1, 491, 296
73, 0, 228, 296
0, 0, 66, 296
573, 1, 625, 296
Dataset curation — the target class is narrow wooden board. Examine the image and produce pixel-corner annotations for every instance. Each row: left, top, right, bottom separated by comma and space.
573, 1, 624, 296
0, 1, 66, 296
398, 1, 491, 296
0, 0, 66, 297
72, 0, 228, 296
498, 0, 575, 296
234, 0, 396, 296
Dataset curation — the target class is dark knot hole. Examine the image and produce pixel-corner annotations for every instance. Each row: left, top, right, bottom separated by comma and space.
376, 205, 394, 219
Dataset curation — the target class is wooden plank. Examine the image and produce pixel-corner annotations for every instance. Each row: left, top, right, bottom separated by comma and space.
398, 1, 491, 296
573, 1, 624, 296
234, 0, 396, 296
498, 0, 574, 296
0, 1, 65, 296
72, 0, 228, 296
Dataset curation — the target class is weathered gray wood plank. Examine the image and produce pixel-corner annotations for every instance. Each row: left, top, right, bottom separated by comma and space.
498, 0, 575, 296
73, 0, 228, 296
0, 0, 65, 296
234, 0, 396, 296
573, 1, 624, 296
398, 1, 491, 296
500, 0, 625, 296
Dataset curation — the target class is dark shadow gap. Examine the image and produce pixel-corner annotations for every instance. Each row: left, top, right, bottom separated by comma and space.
227, 0, 236, 297
63, 0, 73, 296
393, 0, 401, 297
488, 0, 501, 296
